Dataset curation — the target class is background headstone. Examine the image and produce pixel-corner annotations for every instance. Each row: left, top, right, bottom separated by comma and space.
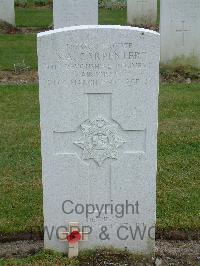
160, 0, 200, 67
127, 0, 157, 25
0, 0, 15, 25
38, 25, 160, 254
53, 0, 98, 29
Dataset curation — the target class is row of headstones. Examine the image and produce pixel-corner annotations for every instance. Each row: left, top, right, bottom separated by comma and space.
53, 0, 156, 28
1, 0, 200, 66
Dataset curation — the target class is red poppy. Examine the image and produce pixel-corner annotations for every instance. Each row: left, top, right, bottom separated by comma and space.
67, 231, 81, 244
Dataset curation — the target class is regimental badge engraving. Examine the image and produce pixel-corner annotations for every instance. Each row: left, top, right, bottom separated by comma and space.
74, 117, 126, 166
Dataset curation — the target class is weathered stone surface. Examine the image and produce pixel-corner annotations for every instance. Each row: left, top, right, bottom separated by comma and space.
37, 25, 160, 254
0, 0, 15, 25
160, 0, 200, 67
53, 0, 98, 29
127, 0, 157, 25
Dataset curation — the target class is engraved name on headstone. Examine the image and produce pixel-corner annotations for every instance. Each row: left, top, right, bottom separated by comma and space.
38, 25, 160, 254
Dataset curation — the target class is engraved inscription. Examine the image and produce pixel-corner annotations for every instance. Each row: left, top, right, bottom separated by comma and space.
74, 117, 125, 166
43, 42, 148, 88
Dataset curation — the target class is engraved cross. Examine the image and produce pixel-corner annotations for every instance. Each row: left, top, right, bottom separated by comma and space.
53, 93, 146, 205
176, 20, 189, 46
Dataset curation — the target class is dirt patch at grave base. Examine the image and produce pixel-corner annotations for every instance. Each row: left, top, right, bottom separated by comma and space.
0, 25, 51, 34
128, 24, 159, 32
0, 70, 38, 85
20, 27, 52, 34
155, 240, 200, 266
0, 230, 199, 244
0, 240, 43, 259
0, 240, 199, 265
0, 22, 49, 35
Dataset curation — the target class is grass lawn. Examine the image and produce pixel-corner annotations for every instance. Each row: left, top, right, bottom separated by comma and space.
99, 8, 127, 25
0, 84, 199, 235
16, 7, 53, 28
0, 34, 37, 71
0, 85, 42, 233
157, 84, 200, 230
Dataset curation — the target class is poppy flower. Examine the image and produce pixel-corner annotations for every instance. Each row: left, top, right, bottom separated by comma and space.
67, 231, 81, 244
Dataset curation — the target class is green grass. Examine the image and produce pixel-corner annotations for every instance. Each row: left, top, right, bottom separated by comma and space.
157, 84, 200, 230
0, 84, 199, 235
0, 34, 37, 71
99, 8, 127, 25
16, 7, 53, 28
0, 85, 42, 233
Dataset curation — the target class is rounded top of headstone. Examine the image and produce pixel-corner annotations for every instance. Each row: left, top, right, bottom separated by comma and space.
37, 25, 159, 39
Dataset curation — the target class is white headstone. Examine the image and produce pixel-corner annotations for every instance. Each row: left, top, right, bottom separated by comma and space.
0, 0, 15, 25
127, 0, 157, 25
53, 0, 98, 29
160, 0, 200, 67
38, 25, 160, 255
